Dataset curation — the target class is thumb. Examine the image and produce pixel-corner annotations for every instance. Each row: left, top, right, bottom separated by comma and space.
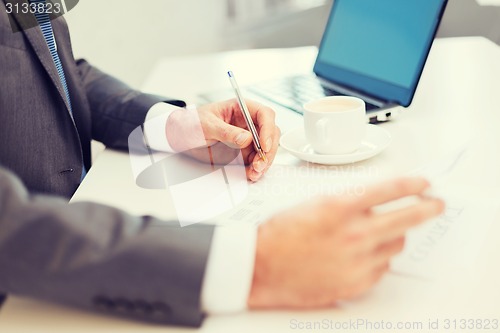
209, 119, 253, 148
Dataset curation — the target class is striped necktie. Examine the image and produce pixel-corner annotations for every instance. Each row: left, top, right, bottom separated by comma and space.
30, 0, 87, 179
30, 0, 73, 113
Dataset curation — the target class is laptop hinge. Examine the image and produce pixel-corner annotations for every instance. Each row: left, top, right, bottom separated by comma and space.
315, 75, 391, 107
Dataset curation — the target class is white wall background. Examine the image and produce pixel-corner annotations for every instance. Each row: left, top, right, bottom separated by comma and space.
64, 0, 500, 90
64, 0, 228, 88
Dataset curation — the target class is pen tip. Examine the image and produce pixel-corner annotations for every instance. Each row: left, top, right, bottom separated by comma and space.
228, 71, 233, 77
259, 151, 267, 163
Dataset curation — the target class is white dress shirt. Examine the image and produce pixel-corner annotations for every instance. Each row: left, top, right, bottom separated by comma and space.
144, 103, 257, 314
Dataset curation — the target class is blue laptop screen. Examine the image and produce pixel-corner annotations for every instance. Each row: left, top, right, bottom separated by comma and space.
314, 0, 447, 106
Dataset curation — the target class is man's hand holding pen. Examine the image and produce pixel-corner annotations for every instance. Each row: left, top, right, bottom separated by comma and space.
165, 99, 280, 182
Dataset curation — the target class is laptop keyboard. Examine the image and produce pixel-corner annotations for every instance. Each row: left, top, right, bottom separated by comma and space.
247, 74, 379, 114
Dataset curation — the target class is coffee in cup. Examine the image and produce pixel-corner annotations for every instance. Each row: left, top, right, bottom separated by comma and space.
303, 96, 367, 155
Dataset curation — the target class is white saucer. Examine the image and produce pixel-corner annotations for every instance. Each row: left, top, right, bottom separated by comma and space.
280, 124, 392, 165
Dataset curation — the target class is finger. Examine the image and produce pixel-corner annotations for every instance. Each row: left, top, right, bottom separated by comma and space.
370, 237, 406, 268
264, 128, 281, 167
247, 168, 263, 182
338, 263, 389, 300
356, 263, 390, 298
206, 142, 242, 166
251, 129, 281, 178
207, 117, 254, 148
356, 177, 431, 210
250, 131, 276, 172
246, 151, 263, 181
252, 152, 268, 174
371, 262, 390, 285
370, 198, 444, 245
245, 100, 277, 153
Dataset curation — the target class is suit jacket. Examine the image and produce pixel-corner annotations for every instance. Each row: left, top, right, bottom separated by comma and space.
0, 0, 212, 327
0, 167, 214, 327
0, 0, 185, 198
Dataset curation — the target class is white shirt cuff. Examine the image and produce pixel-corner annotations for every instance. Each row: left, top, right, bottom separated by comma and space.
143, 102, 182, 152
201, 225, 258, 314
146, 103, 257, 314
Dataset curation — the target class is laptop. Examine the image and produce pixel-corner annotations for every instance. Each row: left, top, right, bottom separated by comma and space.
201, 0, 448, 123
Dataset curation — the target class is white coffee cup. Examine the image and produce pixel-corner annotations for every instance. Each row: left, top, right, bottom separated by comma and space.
303, 96, 367, 155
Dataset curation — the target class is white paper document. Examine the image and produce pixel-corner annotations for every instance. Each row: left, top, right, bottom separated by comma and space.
212, 147, 500, 280
391, 145, 500, 279
391, 196, 499, 279
210, 163, 374, 226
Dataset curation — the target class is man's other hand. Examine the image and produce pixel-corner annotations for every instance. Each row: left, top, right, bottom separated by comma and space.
248, 177, 445, 309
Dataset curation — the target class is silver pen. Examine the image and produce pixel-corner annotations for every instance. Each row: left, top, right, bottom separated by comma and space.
228, 71, 267, 162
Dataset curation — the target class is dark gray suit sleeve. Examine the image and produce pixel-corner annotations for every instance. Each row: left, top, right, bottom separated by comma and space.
76, 60, 186, 151
0, 167, 213, 327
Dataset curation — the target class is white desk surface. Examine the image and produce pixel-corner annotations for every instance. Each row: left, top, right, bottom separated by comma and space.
1, 37, 500, 333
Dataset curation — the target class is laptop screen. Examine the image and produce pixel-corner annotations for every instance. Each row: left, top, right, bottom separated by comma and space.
314, 0, 447, 107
